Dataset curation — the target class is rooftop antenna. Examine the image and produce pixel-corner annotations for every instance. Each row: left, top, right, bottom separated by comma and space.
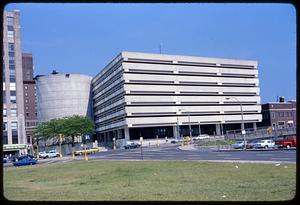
159, 43, 163, 54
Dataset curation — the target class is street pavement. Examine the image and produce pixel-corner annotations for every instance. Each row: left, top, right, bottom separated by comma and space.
3, 144, 296, 168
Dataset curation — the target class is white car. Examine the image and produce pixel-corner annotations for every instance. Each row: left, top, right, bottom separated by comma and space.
45, 150, 60, 158
38, 151, 47, 159
192, 134, 210, 140
231, 140, 248, 149
254, 139, 275, 149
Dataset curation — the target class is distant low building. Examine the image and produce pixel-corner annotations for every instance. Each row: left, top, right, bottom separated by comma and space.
258, 96, 296, 129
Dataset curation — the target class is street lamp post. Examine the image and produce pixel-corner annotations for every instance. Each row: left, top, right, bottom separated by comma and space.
177, 117, 180, 139
226, 97, 246, 150
188, 113, 192, 139
179, 109, 192, 138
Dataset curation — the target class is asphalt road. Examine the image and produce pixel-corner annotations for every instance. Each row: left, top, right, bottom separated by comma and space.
77, 144, 296, 163
3, 144, 296, 168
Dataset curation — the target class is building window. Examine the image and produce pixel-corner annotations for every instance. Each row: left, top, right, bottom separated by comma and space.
278, 121, 285, 126
11, 108, 17, 117
3, 122, 7, 130
7, 25, 14, 31
11, 122, 18, 130
9, 76, 16, 83
272, 112, 275, 119
8, 52, 15, 57
7, 30, 14, 38
8, 43, 14, 52
10, 90, 16, 96
9, 64, 15, 70
279, 112, 284, 117
25, 85, 28, 90
10, 69, 15, 75
25, 99, 28, 103
27, 135, 31, 144
7, 17, 14, 25
25, 106, 29, 110
9, 83, 16, 90
10, 95, 17, 104
25, 92, 28, 96
12, 131, 18, 144
26, 122, 30, 126
3, 109, 7, 117
26, 112, 29, 117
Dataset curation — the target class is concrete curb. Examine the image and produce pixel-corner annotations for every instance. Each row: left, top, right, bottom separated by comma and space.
178, 145, 197, 151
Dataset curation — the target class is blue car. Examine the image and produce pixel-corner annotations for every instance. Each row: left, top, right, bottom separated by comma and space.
13, 157, 37, 166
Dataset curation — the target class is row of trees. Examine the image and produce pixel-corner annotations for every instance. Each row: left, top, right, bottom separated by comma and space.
33, 115, 95, 158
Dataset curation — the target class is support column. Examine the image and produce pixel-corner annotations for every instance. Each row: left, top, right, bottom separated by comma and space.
117, 129, 122, 139
104, 132, 107, 144
173, 126, 178, 139
215, 124, 221, 136
253, 122, 257, 131
124, 127, 130, 140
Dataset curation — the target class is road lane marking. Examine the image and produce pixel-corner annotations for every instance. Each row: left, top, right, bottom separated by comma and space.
224, 157, 241, 160
270, 158, 294, 160
255, 154, 272, 156
217, 154, 232, 157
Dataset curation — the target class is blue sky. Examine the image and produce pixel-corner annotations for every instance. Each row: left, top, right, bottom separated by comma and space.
5, 3, 296, 103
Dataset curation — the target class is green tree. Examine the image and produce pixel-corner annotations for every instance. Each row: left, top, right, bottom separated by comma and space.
62, 115, 95, 159
33, 122, 49, 158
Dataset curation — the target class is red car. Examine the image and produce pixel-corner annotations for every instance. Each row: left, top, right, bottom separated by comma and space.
275, 135, 296, 149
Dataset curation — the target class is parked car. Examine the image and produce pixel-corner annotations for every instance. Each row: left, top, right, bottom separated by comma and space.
3, 158, 7, 163
171, 139, 179, 144
45, 150, 60, 158
254, 139, 275, 149
13, 157, 37, 166
275, 135, 296, 149
192, 134, 210, 141
74, 148, 99, 156
9, 155, 18, 162
124, 141, 141, 149
39, 151, 47, 159
231, 140, 248, 149
247, 139, 260, 149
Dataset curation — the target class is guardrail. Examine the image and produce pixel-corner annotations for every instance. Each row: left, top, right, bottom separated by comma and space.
225, 126, 296, 141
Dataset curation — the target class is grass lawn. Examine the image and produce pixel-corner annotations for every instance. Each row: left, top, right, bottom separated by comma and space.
3, 160, 296, 201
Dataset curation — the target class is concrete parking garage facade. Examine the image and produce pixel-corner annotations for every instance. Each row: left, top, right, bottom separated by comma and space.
92, 52, 262, 144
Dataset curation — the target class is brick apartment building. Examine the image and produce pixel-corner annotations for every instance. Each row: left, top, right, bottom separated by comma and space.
259, 97, 296, 129
22, 53, 37, 146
